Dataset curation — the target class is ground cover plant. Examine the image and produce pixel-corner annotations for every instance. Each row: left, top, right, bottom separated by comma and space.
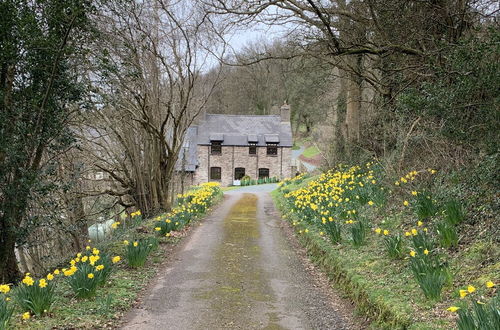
276, 165, 498, 328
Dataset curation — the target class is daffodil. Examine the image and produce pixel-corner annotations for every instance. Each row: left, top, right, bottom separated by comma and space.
22, 312, 30, 320
486, 281, 495, 288
0, 284, 10, 294
467, 285, 476, 293
459, 289, 468, 298
112, 256, 121, 263
87, 273, 94, 279
447, 306, 460, 312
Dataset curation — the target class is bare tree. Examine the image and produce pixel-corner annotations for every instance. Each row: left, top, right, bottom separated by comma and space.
84, 0, 225, 214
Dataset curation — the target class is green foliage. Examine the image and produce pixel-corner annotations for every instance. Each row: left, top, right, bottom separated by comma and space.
397, 28, 500, 154
444, 199, 465, 225
383, 234, 405, 259
14, 279, 56, 316
436, 221, 458, 248
155, 219, 180, 236
66, 263, 100, 299
323, 220, 341, 244
302, 145, 320, 158
351, 221, 367, 247
411, 230, 434, 254
94, 254, 114, 286
0, 0, 94, 282
457, 294, 500, 330
409, 254, 448, 301
126, 237, 158, 268
0, 298, 13, 330
414, 193, 438, 221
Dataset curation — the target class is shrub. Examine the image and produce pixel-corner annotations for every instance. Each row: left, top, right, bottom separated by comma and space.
383, 234, 405, 259
0, 297, 13, 330
323, 220, 341, 244
409, 254, 448, 300
14, 275, 56, 316
457, 293, 500, 330
125, 237, 158, 268
444, 199, 465, 225
351, 221, 367, 247
436, 221, 458, 248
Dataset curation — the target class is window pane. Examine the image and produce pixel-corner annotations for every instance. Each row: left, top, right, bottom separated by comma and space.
267, 146, 277, 155
211, 142, 222, 155
249, 146, 256, 155
258, 168, 269, 179
210, 167, 221, 180
235, 167, 245, 180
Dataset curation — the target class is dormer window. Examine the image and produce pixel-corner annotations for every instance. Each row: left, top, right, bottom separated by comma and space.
209, 133, 223, 155
266, 144, 278, 156
211, 141, 222, 155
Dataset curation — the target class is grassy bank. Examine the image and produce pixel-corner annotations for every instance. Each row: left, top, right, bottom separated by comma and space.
273, 166, 498, 329
1, 183, 223, 329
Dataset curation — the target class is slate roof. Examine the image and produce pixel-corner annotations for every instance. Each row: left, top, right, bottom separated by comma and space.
196, 114, 293, 147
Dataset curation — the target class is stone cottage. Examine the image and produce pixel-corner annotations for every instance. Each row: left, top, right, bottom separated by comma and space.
177, 104, 293, 187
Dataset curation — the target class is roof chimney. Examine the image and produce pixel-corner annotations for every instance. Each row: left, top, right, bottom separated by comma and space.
280, 102, 290, 122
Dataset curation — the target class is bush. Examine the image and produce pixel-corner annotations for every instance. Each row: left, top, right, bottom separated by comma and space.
14, 275, 56, 316
125, 237, 158, 268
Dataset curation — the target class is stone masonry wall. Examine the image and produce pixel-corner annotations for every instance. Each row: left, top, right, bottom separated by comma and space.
193, 145, 293, 187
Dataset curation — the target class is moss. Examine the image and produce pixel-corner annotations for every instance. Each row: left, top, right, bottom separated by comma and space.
194, 193, 284, 328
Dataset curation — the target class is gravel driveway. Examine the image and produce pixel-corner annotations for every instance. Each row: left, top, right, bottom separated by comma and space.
121, 191, 357, 329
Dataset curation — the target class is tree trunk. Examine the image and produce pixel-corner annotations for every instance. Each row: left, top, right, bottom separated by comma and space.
0, 224, 21, 283
345, 56, 362, 144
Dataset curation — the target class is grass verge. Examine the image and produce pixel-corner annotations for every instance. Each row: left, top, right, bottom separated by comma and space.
271, 188, 498, 329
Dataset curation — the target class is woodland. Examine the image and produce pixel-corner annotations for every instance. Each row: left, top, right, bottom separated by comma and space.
0, 0, 498, 289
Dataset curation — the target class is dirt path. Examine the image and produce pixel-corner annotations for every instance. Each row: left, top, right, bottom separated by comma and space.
121, 191, 358, 329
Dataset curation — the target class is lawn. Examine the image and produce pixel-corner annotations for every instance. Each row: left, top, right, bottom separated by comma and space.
302, 145, 320, 158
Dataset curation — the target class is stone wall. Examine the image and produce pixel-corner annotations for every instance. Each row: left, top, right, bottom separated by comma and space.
193, 145, 292, 186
